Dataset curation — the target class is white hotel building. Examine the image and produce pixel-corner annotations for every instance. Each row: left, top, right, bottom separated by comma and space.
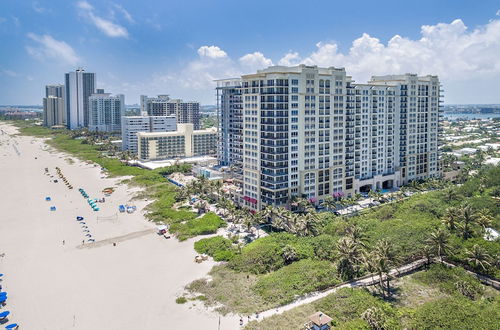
217, 65, 442, 210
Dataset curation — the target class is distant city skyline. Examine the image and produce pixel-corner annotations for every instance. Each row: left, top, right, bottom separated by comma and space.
0, 0, 499, 105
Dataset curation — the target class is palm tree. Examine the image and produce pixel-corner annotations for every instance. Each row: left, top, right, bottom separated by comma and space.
466, 244, 492, 272
336, 236, 360, 281
442, 206, 460, 231
442, 187, 458, 203
372, 239, 396, 297
360, 250, 376, 284
282, 245, 298, 264
286, 213, 303, 234
420, 245, 434, 269
346, 224, 365, 247
261, 205, 276, 223
322, 196, 337, 212
476, 210, 493, 230
295, 197, 311, 214
458, 203, 478, 239
300, 213, 319, 236
427, 228, 450, 262
272, 207, 289, 232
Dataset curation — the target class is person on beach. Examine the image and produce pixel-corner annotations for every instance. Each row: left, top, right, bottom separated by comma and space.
239, 318, 243, 326
82, 240, 85, 245
63, 240, 65, 245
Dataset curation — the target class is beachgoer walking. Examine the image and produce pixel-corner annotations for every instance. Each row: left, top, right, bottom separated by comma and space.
239, 318, 243, 326
82, 240, 85, 245
62, 240, 65, 245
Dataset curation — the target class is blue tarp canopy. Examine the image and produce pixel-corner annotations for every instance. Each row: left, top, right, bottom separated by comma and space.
0, 311, 9, 318
0, 296, 6, 303
5, 324, 18, 329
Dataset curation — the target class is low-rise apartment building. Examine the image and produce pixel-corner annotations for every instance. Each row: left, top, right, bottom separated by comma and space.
121, 115, 177, 154
137, 123, 217, 161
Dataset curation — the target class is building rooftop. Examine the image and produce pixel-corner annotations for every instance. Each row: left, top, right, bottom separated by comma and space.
308, 311, 333, 326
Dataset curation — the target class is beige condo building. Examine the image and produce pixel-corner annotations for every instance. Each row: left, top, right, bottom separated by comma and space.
137, 123, 217, 161
217, 65, 442, 210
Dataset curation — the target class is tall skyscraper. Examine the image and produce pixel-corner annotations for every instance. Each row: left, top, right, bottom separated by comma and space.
218, 65, 442, 210
43, 84, 66, 127
45, 84, 64, 98
65, 68, 96, 129
43, 96, 65, 127
216, 79, 243, 185
88, 90, 125, 132
141, 95, 200, 129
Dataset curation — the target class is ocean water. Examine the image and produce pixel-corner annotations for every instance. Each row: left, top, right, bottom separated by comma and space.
444, 113, 500, 120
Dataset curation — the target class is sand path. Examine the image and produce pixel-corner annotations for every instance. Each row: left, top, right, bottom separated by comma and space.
0, 123, 237, 329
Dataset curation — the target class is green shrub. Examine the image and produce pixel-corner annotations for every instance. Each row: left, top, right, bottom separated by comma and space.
310, 234, 339, 261
175, 297, 187, 304
229, 238, 284, 274
213, 249, 236, 261
194, 236, 235, 261
252, 259, 340, 305
194, 236, 232, 255
171, 212, 226, 241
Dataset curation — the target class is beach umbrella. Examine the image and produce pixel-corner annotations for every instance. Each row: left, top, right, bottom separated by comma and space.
0, 273, 3, 277
0, 296, 6, 303
94, 207, 99, 211
5, 324, 18, 329
0, 311, 9, 319
85, 234, 92, 237
79, 222, 86, 225
76, 216, 84, 221
88, 239, 95, 242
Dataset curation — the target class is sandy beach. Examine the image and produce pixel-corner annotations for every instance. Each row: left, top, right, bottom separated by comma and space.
0, 122, 237, 329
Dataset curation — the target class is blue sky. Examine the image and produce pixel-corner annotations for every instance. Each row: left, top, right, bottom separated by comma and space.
0, 0, 499, 105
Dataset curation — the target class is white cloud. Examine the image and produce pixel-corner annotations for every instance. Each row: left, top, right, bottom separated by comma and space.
197, 45, 227, 59
278, 52, 301, 66
294, 18, 500, 84
239, 52, 273, 71
32, 1, 51, 14
26, 33, 80, 65
11, 16, 20, 27
112, 3, 134, 23
77, 1, 128, 38
129, 15, 500, 104
2, 70, 19, 77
